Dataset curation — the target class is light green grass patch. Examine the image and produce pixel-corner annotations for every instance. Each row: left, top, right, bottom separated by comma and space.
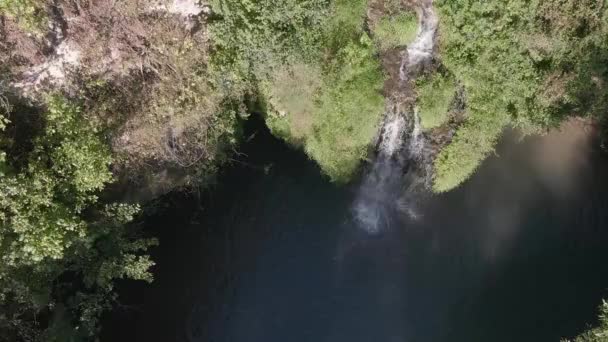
265, 63, 322, 145
432, 110, 508, 193
324, 0, 369, 49
416, 72, 456, 129
305, 36, 385, 182
372, 12, 418, 51
261, 0, 386, 183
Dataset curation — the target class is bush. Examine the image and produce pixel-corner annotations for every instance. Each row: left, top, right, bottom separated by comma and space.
432, 0, 608, 192
0, 0, 47, 34
211, 0, 385, 182
430, 0, 542, 192
209, 0, 328, 82
432, 112, 507, 192
372, 12, 418, 51
305, 35, 385, 182
564, 300, 608, 342
323, 0, 368, 51
264, 63, 322, 144
0, 95, 156, 339
416, 71, 456, 129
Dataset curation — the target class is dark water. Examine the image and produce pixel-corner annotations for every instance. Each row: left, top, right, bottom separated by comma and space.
103, 118, 608, 342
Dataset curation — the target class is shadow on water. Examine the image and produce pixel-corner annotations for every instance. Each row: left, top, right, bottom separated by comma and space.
103, 117, 608, 342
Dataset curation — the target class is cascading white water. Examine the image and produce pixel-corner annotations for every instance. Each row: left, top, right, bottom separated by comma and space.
408, 109, 424, 156
406, 5, 439, 69
379, 112, 407, 157
353, 0, 437, 233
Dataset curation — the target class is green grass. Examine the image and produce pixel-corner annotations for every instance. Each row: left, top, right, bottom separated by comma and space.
430, 0, 543, 192
416, 72, 456, 129
260, 0, 386, 183
265, 63, 322, 145
305, 36, 385, 182
432, 111, 508, 192
324, 0, 369, 51
372, 12, 418, 51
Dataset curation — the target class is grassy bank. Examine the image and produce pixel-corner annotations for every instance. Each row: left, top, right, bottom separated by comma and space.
244, 0, 387, 182
416, 70, 457, 130
431, 0, 608, 192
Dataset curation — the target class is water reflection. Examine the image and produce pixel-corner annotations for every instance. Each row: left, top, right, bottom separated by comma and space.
103, 118, 608, 342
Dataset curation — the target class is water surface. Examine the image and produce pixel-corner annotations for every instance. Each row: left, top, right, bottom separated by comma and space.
103, 118, 608, 342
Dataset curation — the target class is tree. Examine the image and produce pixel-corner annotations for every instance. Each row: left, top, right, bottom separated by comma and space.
0, 95, 156, 340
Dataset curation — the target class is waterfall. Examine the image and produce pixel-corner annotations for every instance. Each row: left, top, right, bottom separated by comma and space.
409, 109, 424, 157
406, 4, 439, 70
379, 111, 407, 157
353, 1, 437, 233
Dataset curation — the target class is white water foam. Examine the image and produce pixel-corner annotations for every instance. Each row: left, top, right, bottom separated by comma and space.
406, 3, 439, 69
380, 113, 407, 157
409, 109, 424, 156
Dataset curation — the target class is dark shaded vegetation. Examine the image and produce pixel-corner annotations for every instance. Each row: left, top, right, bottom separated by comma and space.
0, 94, 156, 341
210, 0, 388, 182
566, 301, 608, 342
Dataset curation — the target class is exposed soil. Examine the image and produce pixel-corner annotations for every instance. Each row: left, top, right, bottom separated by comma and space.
5, 0, 209, 97
0, 17, 45, 75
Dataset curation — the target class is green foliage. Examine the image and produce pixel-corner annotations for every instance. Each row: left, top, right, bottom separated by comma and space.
0, 0, 47, 34
564, 300, 608, 342
265, 63, 322, 144
372, 12, 418, 51
323, 0, 368, 51
305, 35, 385, 182
211, 0, 386, 182
0, 95, 155, 340
416, 71, 456, 129
266, 0, 385, 182
432, 0, 542, 192
433, 112, 507, 192
209, 0, 328, 82
0, 96, 112, 264
431, 0, 608, 192
63, 203, 157, 336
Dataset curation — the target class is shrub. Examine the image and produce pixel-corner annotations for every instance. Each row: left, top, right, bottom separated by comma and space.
372, 12, 418, 51
211, 0, 385, 182
305, 35, 385, 182
265, 63, 322, 144
432, 112, 507, 192
209, 0, 328, 81
432, 0, 608, 192
564, 300, 608, 342
0, 95, 155, 339
431, 0, 550, 192
0, 0, 47, 34
416, 71, 456, 129
323, 0, 368, 51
